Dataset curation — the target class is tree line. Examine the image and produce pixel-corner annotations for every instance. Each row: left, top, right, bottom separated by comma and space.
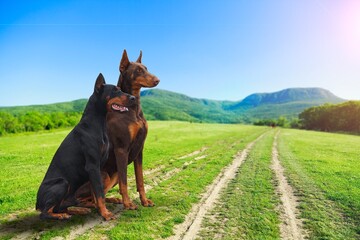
253, 116, 301, 128
299, 101, 360, 133
0, 111, 82, 135
254, 101, 360, 134
1, 101, 359, 136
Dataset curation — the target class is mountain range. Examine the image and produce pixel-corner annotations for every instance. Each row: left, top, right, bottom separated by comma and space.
0, 88, 345, 123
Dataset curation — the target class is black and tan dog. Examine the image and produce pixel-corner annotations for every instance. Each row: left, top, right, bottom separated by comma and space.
76, 50, 160, 210
36, 73, 135, 220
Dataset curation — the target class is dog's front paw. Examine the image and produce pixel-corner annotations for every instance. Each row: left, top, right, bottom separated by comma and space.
141, 198, 155, 207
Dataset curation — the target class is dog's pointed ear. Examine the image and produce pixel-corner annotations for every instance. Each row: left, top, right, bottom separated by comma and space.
95, 73, 106, 93
120, 49, 130, 73
136, 50, 142, 63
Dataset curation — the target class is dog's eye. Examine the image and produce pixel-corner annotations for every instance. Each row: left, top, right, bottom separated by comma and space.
137, 68, 143, 74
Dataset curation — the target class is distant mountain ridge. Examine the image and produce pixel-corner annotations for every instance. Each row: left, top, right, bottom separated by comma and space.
227, 88, 343, 109
0, 88, 346, 123
140, 88, 345, 122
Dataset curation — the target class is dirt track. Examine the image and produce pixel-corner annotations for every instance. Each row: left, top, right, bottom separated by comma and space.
168, 133, 265, 240
272, 132, 307, 240
168, 131, 307, 240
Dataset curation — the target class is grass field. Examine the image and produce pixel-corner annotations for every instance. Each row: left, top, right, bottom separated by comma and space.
0, 122, 359, 239
278, 129, 360, 239
196, 129, 360, 240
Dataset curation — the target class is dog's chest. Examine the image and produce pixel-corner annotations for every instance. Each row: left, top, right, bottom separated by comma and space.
128, 119, 147, 144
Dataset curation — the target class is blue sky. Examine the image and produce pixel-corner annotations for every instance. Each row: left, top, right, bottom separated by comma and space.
1, 0, 359, 106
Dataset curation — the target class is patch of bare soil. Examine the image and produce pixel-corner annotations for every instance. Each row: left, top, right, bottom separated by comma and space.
0, 211, 77, 240
143, 165, 166, 176
0, 211, 38, 239
177, 147, 208, 159
66, 205, 122, 240
272, 131, 307, 240
168, 134, 265, 240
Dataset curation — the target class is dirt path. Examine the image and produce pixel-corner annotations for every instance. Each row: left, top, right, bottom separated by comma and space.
168, 133, 266, 240
177, 147, 208, 159
272, 131, 307, 240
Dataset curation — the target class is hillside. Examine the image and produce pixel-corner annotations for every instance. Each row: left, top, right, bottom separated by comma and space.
140, 88, 345, 122
140, 90, 241, 123
0, 99, 87, 114
229, 88, 343, 108
0, 88, 346, 123
224, 88, 345, 119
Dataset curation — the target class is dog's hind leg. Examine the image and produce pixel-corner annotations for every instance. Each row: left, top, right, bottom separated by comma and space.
66, 206, 92, 215
74, 182, 96, 207
105, 197, 123, 204
75, 172, 122, 205
40, 206, 71, 220
36, 178, 72, 220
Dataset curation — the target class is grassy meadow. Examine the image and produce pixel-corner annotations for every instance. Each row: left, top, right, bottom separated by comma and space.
278, 129, 360, 239
0, 122, 359, 239
196, 129, 360, 240
0, 122, 267, 239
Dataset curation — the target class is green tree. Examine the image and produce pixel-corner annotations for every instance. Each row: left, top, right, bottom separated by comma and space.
299, 101, 360, 133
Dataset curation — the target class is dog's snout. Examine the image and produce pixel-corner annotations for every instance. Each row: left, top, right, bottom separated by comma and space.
154, 78, 160, 86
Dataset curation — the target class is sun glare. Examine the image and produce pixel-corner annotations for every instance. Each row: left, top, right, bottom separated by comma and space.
338, 1, 360, 56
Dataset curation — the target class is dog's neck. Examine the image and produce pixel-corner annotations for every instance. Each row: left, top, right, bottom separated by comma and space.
118, 75, 136, 95
118, 74, 143, 118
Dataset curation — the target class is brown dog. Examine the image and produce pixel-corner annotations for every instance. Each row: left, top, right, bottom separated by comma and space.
76, 50, 159, 210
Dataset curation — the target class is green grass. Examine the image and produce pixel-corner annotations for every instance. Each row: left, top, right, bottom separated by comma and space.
278, 129, 360, 239
198, 130, 281, 239
1, 123, 360, 239
0, 121, 267, 239
0, 129, 71, 215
